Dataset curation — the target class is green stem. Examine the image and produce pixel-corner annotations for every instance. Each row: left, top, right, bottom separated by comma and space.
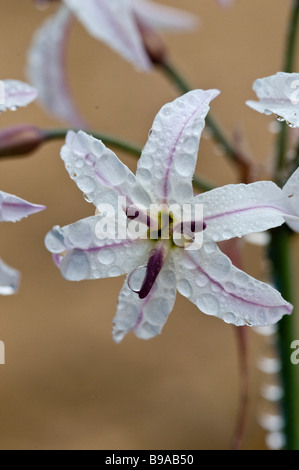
284, 0, 299, 73
270, 0, 299, 450
44, 128, 142, 158
269, 227, 298, 450
157, 61, 245, 167
44, 128, 215, 192
275, 0, 299, 178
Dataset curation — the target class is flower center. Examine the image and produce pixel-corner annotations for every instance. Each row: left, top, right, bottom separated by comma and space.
126, 205, 205, 247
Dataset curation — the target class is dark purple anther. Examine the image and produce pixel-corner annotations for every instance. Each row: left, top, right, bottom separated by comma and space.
138, 246, 164, 299
178, 220, 206, 234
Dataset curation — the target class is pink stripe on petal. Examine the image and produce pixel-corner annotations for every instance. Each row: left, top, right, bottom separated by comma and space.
193, 181, 290, 242
0, 191, 45, 222
137, 89, 219, 204
0, 80, 37, 112
45, 216, 152, 281
174, 246, 292, 327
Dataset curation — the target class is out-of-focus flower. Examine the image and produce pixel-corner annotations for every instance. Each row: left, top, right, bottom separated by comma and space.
0, 191, 45, 295
45, 90, 294, 342
246, 72, 299, 128
0, 79, 38, 113
0, 79, 45, 294
27, 0, 197, 126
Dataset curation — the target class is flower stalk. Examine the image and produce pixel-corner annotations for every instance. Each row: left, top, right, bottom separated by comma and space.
157, 60, 255, 183
270, 0, 299, 450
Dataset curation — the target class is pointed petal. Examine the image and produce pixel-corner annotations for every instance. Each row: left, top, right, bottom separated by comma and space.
27, 6, 86, 127
113, 256, 176, 342
45, 215, 152, 281
63, 0, 151, 71
0, 80, 37, 112
193, 181, 290, 242
246, 72, 299, 128
136, 89, 220, 204
282, 167, 299, 231
62, 130, 153, 209
132, 0, 198, 31
0, 259, 20, 295
0, 191, 45, 222
173, 245, 292, 327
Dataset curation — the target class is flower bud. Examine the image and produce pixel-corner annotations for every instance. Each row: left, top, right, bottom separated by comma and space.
0, 124, 46, 157
135, 18, 168, 65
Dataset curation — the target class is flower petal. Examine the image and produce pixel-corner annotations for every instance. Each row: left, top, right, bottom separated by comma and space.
45, 215, 153, 281
113, 256, 177, 342
282, 166, 299, 231
63, 0, 151, 70
217, 0, 233, 7
193, 181, 290, 242
132, 0, 198, 31
173, 244, 292, 327
0, 191, 45, 222
136, 89, 220, 204
0, 80, 37, 112
62, 130, 153, 209
27, 6, 86, 127
246, 72, 299, 128
0, 258, 20, 295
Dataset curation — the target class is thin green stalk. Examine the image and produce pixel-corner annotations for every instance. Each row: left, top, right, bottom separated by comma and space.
275, 0, 299, 178
44, 128, 214, 192
269, 227, 298, 450
157, 61, 245, 167
44, 128, 142, 158
270, 0, 299, 450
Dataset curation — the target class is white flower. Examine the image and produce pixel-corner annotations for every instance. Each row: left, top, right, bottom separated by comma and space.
0, 79, 45, 294
45, 90, 294, 342
246, 72, 299, 128
27, 0, 197, 126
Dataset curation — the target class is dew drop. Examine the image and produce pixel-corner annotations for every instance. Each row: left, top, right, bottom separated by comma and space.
195, 272, 208, 287
96, 153, 126, 185
223, 312, 236, 324
76, 176, 96, 193
97, 248, 115, 265
61, 251, 90, 281
143, 298, 170, 325
127, 266, 147, 293
83, 193, 93, 203
196, 294, 219, 315
177, 278, 192, 298
174, 153, 194, 177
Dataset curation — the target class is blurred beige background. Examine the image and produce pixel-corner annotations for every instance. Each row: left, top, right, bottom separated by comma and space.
0, 0, 298, 450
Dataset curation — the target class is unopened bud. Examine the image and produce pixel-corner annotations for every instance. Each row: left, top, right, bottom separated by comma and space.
0, 124, 46, 157
136, 18, 168, 65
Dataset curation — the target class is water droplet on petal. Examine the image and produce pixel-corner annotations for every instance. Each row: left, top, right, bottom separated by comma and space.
97, 248, 115, 265
177, 278, 192, 298
127, 266, 147, 293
